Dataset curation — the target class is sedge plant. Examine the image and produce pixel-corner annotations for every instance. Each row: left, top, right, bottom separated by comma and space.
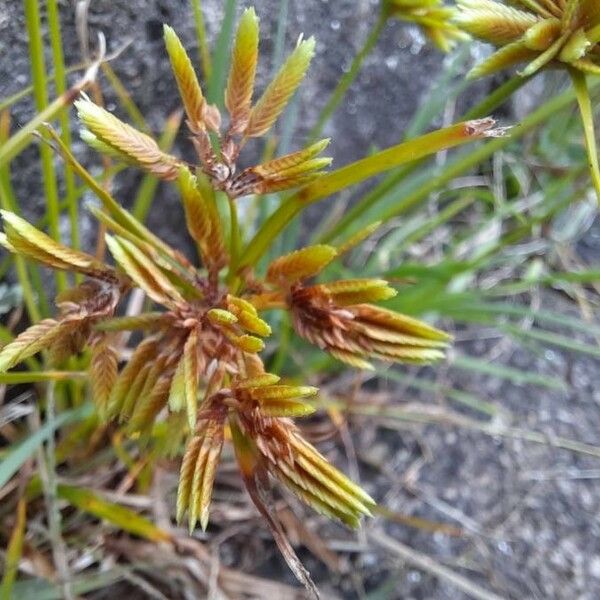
0, 6, 508, 595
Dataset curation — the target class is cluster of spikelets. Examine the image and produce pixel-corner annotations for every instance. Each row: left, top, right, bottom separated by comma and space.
454, 0, 600, 203
383, 0, 469, 51
0, 7, 452, 594
77, 9, 330, 199
455, 0, 600, 78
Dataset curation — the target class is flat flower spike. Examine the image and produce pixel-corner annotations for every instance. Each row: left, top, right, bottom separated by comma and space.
234, 413, 376, 528
266, 245, 338, 285
0, 210, 120, 281
177, 411, 226, 532
76, 12, 329, 202
2, 8, 474, 597
289, 284, 451, 368
225, 7, 260, 133
163, 25, 206, 133
76, 99, 182, 180
245, 36, 316, 137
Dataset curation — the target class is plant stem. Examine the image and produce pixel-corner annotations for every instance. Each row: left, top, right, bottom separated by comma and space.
35, 384, 74, 599
25, 0, 67, 292
308, 12, 387, 142
0, 93, 76, 170
0, 62, 87, 113
131, 110, 183, 222
586, 22, 600, 45
0, 498, 26, 600
569, 68, 600, 205
101, 62, 149, 132
462, 74, 530, 120
320, 74, 530, 244
240, 120, 499, 272
47, 0, 80, 254
373, 86, 591, 224
227, 195, 241, 282
191, 0, 213, 79
0, 371, 88, 384
0, 153, 45, 322
207, 0, 237, 106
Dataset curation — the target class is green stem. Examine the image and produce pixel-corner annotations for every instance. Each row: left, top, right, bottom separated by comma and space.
0, 92, 78, 170
0, 62, 86, 113
0, 371, 87, 384
227, 195, 241, 281
587, 23, 600, 45
462, 74, 530, 120
308, 13, 387, 142
24, 0, 66, 291
132, 110, 183, 222
191, 0, 213, 79
270, 0, 289, 75
320, 74, 530, 244
569, 68, 600, 205
47, 0, 79, 254
101, 63, 149, 132
240, 120, 498, 272
374, 87, 591, 225
0, 161, 44, 322
207, 0, 237, 106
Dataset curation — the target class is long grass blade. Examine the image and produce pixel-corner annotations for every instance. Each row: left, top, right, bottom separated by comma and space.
24, 0, 66, 292
47, 0, 79, 251
207, 0, 237, 106
191, 0, 213, 79
569, 68, 600, 204
0, 498, 26, 600
0, 404, 92, 489
57, 484, 172, 542
240, 120, 501, 273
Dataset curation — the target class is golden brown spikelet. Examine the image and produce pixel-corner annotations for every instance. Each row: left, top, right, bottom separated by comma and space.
163, 25, 206, 133
456, 0, 600, 78
105, 235, 184, 307
234, 376, 318, 418
226, 297, 272, 336
206, 308, 238, 326
225, 7, 260, 133
289, 284, 451, 368
467, 40, 538, 78
245, 36, 316, 137
454, 0, 540, 44
177, 168, 228, 270
1, 210, 119, 281
0, 319, 63, 373
127, 366, 174, 436
385, 0, 469, 52
182, 328, 200, 430
89, 334, 118, 417
251, 139, 330, 177
237, 415, 376, 528
76, 99, 181, 180
230, 139, 332, 196
318, 278, 397, 305
266, 245, 337, 285
177, 412, 225, 531
95, 312, 168, 333
107, 336, 159, 419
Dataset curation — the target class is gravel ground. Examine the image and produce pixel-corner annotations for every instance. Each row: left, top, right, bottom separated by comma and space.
1, 1, 600, 599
